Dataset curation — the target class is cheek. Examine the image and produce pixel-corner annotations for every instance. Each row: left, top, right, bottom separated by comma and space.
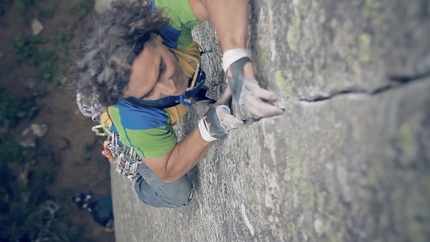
162, 49, 180, 72
168, 56, 181, 74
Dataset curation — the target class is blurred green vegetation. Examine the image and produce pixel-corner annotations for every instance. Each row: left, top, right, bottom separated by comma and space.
12, 33, 63, 84
0, 132, 91, 241
0, 0, 96, 240
0, 88, 38, 128
0, 0, 11, 16
0, 89, 88, 240
9, 0, 94, 86
69, 0, 94, 19
12, 34, 55, 67
18, 0, 37, 15
39, 7, 53, 19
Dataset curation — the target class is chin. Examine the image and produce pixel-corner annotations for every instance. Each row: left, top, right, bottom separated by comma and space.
176, 85, 188, 95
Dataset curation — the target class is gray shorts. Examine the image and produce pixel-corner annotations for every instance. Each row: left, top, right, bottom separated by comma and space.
132, 163, 194, 208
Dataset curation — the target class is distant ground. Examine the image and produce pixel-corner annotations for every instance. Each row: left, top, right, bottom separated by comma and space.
0, 1, 114, 241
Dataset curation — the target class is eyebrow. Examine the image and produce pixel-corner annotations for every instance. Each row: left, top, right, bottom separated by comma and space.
138, 57, 162, 99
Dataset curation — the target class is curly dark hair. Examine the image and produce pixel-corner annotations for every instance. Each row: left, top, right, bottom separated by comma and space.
69, 2, 168, 107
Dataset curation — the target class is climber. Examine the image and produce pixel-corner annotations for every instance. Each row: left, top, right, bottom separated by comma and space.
69, 0, 284, 208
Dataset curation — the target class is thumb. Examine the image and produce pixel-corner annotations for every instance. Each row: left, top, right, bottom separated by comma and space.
218, 109, 244, 130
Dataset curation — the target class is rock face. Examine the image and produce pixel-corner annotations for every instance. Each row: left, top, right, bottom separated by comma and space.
111, 0, 430, 241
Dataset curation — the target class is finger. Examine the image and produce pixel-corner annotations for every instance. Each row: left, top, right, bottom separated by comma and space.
217, 109, 243, 130
107, 153, 115, 163
216, 86, 232, 105
244, 95, 284, 118
246, 82, 278, 101
221, 114, 244, 130
102, 150, 115, 163
103, 140, 111, 148
102, 149, 112, 157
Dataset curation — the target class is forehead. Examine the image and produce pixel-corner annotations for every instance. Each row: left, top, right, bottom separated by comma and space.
125, 43, 160, 97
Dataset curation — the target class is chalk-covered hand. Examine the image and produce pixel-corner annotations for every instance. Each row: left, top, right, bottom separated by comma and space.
198, 105, 243, 142
224, 52, 284, 118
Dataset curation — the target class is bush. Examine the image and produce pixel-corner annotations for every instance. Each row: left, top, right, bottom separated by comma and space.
0, 88, 38, 128
39, 8, 54, 19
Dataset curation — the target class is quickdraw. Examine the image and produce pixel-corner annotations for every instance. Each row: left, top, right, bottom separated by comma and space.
91, 124, 111, 136
92, 124, 141, 183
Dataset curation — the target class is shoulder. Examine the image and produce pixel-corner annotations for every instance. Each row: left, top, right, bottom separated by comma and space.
154, 0, 200, 25
109, 99, 170, 130
108, 100, 177, 159
154, 0, 202, 49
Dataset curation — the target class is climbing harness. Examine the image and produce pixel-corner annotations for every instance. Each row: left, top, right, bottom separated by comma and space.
92, 122, 142, 184
107, 132, 142, 183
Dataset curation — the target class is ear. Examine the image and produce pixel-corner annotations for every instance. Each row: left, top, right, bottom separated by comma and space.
150, 33, 163, 43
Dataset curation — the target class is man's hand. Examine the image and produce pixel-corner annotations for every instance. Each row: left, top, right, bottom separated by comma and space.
226, 57, 284, 118
189, 0, 283, 118
101, 140, 115, 163
216, 107, 244, 131
198, 105, 243, 141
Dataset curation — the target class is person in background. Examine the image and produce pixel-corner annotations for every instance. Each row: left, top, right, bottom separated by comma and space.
72, 193, 114, 233
71, 191, 92, 209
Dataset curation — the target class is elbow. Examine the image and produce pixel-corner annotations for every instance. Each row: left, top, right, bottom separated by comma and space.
143, 147, 180, 182
151, 167, 170, 182
154, 162, 176, 182
158, 168, 180, 183
162, 177, 176, 183
157, 172, 174, 183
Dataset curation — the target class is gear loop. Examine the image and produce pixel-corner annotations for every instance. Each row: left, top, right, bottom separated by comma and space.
106, 132, 142, 184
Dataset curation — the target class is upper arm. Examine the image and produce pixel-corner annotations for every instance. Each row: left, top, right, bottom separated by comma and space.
154, 0, 203, 49
188, 0, 209, 21
124, 125, 177, 180
140, 149, 173, 180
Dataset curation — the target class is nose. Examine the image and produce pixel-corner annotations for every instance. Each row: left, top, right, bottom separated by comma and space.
157, 78, 176, 97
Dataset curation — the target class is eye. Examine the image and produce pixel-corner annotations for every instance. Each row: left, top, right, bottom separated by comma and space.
146, 90, 153, 97
159, 59, 166, 77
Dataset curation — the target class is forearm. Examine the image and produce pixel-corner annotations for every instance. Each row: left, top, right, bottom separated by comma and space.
190, 0, 249, 51
164, 128, 212, 182
141, 105, 243, 181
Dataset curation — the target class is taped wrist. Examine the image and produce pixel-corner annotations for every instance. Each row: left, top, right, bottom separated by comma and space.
198, 119, 217, 142
198, 105, 230, 141
222, 49, 250, 72
226, 57, 259, 106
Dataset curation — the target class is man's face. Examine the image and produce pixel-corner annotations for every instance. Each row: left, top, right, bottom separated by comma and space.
125, 35, 189, 100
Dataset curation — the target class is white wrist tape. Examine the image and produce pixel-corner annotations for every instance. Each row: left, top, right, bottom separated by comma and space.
198, 119, 217, 142
222, 48, 251, 72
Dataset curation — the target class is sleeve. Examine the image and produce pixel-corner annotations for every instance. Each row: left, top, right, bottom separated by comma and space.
154, 0, 202, 49
108, 104, 177, 159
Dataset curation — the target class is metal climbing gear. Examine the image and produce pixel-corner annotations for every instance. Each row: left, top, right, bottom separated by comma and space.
91, 124, 111, 136
92, 123, 141, 183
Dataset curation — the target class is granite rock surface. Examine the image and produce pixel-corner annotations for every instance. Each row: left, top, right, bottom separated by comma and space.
108, 0, 430, 241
